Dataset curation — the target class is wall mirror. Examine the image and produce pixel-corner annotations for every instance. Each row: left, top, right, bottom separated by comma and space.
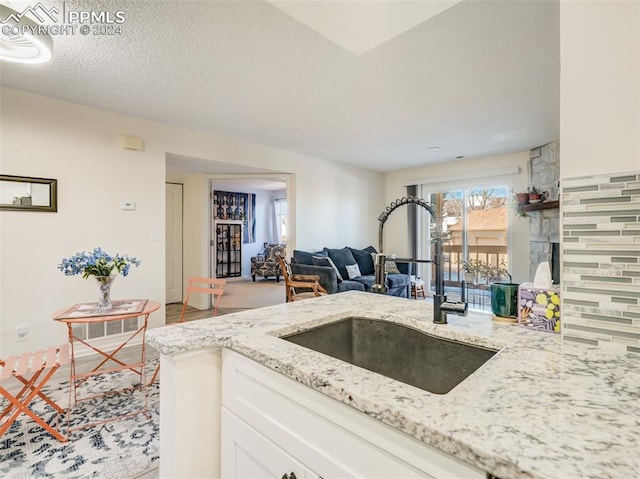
0, 175, 58, 212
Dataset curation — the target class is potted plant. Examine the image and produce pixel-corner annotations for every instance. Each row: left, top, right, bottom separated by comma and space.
515, 191, 530, 205
58, 247, 142, 310
460, 258, 482, 284
482, 260, 520, 320
528, 186, 542, 203
510, 190, 530, 218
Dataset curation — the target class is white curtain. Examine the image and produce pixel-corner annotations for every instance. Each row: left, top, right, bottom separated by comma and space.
269, 199, 279, 244
273, 198, 287, 244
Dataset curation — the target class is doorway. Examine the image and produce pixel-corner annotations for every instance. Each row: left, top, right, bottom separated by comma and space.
209, 175, 292, 281
166, 182, 183, 304
164, 154, 293, 320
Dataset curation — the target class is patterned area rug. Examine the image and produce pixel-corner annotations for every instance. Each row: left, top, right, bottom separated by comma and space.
0, 364, 159, 479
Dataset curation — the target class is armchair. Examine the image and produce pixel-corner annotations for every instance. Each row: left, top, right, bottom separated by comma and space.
250, 243, 286, 282
278, 257, 327, 302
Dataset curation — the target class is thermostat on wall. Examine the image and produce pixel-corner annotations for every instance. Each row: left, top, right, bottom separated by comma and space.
121, 201, 136, 210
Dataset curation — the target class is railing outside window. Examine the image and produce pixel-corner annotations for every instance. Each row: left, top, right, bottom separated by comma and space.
442, 244, 508, 285
428, 244, 508, 311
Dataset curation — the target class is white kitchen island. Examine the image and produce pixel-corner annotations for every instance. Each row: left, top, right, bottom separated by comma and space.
146, 291, 640, 479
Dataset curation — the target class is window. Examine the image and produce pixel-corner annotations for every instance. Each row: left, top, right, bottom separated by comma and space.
274, 198, 287, 243
420, 185, 509, 311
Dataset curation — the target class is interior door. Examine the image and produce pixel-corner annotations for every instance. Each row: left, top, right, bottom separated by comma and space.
166, 183, 183, 304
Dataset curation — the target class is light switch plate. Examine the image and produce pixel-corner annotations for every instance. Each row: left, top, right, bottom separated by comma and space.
121, 201, 136, 210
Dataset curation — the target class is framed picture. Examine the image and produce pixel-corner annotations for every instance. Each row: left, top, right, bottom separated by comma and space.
0, 174, 57, 212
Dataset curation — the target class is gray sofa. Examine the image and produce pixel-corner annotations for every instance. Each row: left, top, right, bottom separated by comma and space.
290, 246, 413, 298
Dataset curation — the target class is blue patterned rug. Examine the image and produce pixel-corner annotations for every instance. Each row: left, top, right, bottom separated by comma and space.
0, 364, 159, 478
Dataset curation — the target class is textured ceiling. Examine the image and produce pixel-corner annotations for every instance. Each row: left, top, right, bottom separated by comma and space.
266, 0, 462, 55
0, 0, 559, 173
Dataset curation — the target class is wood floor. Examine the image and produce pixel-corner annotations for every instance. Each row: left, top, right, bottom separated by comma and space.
166, 303, 216, 322
165, 277, 284, 323
165, 302, 252, 323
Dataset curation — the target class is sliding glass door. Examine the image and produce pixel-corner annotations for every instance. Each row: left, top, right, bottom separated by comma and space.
419, 185, 509, 310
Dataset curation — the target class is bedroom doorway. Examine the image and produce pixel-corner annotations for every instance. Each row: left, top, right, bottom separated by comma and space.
209, 174, 293, 281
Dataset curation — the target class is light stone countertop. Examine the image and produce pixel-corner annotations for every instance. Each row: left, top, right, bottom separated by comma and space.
147, 291, 640, 479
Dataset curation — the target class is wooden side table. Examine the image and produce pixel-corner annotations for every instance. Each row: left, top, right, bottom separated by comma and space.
411, 280, 426, 300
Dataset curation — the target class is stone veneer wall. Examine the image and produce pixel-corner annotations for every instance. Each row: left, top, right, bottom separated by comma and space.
529, 141, 560, 280
562, 171, 640, 353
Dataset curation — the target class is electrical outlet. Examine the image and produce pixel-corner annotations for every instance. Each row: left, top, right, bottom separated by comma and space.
16, 326, 28, 342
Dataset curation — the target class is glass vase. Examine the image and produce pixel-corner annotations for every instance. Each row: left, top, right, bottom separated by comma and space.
95, 274, 116, 310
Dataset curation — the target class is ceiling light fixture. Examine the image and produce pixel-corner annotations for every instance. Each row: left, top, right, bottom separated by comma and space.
428, 146, 440, 151
0, 4, 53, 64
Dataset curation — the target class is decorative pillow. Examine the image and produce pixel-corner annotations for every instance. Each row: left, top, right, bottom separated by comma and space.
349, 246, 377, 275
312, 255, 343, 282
293, 249, 326, 265
368, 252, 401, 274
385, 260, 401, 274
345, 263, 362, 279
324, 247, 357, 280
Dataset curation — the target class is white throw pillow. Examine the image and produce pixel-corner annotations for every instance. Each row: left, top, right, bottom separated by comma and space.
345, 263, 361, 279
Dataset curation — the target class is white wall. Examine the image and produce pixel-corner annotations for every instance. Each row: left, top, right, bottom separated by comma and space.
384, 151, 531, 283
0, 89, 165, 355
0, 88, 384, 355
180, 174, 210, 309
559, 1, 639, 349
560, 0, 640, 178
294, 160, 384, 252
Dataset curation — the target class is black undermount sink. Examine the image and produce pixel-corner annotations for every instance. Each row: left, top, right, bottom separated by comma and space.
281, 317, 498, 394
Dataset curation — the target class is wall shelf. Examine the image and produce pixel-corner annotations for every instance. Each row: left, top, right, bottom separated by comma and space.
520, 200, 559, 213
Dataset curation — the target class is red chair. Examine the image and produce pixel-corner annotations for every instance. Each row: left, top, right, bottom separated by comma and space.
178, 276, 226, 320
0, 344, 69, 442
149, 277, 225, 384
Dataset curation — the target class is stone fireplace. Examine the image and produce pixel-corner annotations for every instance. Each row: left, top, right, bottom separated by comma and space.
528, 141, 560, 281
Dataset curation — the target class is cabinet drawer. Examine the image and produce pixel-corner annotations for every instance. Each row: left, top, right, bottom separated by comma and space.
222, 349, 484, 479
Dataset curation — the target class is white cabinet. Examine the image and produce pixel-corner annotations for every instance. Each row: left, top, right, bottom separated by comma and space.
221, 349, 485, 479
222, 408, 316, 479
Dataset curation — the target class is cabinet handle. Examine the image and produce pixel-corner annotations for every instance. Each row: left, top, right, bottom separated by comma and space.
281, 473, 297, 479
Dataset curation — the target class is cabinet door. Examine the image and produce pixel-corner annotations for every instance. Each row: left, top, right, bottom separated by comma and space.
215, 222, 242, 278
216, 224, 227, 277
230, 223, 241, 276
222, 408, 311, 479
223, 350, 485, 479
